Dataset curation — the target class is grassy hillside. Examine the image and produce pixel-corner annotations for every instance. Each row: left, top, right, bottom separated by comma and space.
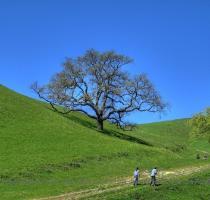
0, 85, 209, 200
92, 169, 210, 200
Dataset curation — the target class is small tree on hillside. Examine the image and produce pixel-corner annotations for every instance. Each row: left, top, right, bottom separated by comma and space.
189, 108, 210, 138
31, 49, 166, 131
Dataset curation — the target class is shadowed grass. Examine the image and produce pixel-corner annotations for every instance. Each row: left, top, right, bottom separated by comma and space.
102, 129, 153, 146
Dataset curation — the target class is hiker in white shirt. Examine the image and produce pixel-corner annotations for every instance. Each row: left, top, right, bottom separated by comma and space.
150, 167, 157, 186
133, 167, 139, 186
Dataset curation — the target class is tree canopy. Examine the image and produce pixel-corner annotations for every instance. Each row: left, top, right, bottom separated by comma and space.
32, 49, 166, 131
189, 108, 210, 138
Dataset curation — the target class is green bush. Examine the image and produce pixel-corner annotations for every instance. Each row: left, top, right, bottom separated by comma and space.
189, 108, 210, 137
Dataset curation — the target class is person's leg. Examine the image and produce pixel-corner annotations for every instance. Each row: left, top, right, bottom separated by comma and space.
154, 176, 156, 186
134, 177, 137, 186
150, 176, 153, 186
151, 176, 155, 186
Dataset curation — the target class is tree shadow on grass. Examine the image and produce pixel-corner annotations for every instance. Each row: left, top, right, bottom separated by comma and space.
64, 114, 97, 129
102, 129, 153, 146
61, 113, 152, 146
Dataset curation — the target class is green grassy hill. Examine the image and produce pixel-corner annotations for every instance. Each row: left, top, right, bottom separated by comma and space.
93, 168, 210, 200
0, 85, 209, 200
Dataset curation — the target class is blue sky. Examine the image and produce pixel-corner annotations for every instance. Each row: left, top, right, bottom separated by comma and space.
0, 0, 210, 123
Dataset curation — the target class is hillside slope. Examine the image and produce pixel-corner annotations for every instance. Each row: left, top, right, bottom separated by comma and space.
0, 85, 209, 200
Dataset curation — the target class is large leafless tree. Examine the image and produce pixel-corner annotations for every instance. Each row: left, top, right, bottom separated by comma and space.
32, 49, 166, 131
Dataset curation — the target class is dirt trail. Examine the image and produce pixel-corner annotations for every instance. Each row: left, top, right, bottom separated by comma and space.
34, 163, 210, 200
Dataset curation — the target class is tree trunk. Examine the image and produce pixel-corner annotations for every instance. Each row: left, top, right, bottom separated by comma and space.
97, 119, 104, 131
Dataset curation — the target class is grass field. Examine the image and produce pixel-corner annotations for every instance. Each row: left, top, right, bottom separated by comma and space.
91, 169, 210, 200
0, 84, 210, 200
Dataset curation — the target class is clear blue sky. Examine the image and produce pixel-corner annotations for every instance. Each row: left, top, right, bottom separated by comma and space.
0, 0, 210, 123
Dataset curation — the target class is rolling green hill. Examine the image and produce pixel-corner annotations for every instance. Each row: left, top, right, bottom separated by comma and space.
0, 85, 209, 200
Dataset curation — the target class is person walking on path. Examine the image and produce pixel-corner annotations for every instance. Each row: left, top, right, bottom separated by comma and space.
150, 167, 157, 186
133, 167, 139, 186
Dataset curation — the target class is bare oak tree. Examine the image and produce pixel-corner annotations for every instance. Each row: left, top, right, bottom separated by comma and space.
31, 49, 166, 131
